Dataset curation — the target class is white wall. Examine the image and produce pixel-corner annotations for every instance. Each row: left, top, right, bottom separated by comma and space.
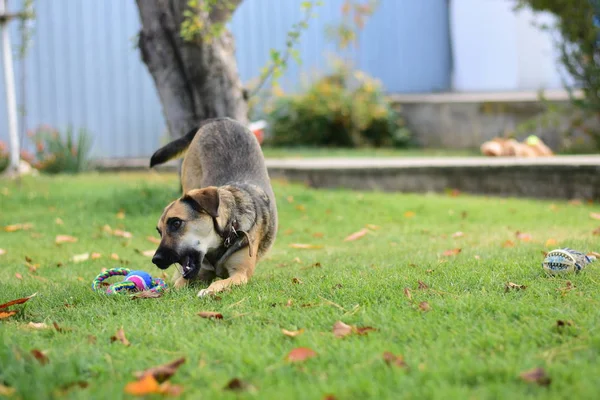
450, 0, 572, 92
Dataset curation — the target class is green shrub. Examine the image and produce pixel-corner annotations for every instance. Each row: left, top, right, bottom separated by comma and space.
29, 125, 93, 174
264, 63, 411, 148
0, 141, 36, 173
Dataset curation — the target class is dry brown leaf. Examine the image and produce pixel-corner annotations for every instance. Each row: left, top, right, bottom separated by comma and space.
110, 253, 120, 260
587, 251, 600, 258
0, 248, 6, 256
4, 223, 33, 232
116, 211, 126, 219
282, 328, 304, 337
590, 212, 600, 220
113, 229, 132, 239
72, 253, 90, 263
140, 250, 155, 257
55, 217, 64, 225
0, 293, 36, 310
31, 349, 49, 365
383, 352, 408, 369
55, 235, 78, 244
556, 320, 573, 328
91, 252, 102, 260
502, 240, 515, 248
442, 248, 461, 256
291, 277, 303, 284
88, 335, 97, 344
0, 311, 17, 319
354, 326, 376, 335
285, 299, 293, 307
53, 321, 66, 333
27, 322, 49, 329
332, 321, 353, 338
15, 273, 22, 280
289, 243, 323, 249
295, 204, 306, 212
286, 195, 294, 203
323, 396, 337, 400
124, 374, 162, 396
146, 236, 161, 245
418, 280, 429, 290
132, 290, 162, 299
403, 287, 412, 301
404, 211, 416, 218
418, 302, 431, 312
516, 231, 532, 242
343, 228, 369, 242
593, 227, 600, 236
197, 311, 223, 319
545, 238, 558, 247
111, 327, 131, 346
0, 384, 15, 396
286, 347, 317, 362
519, 367, 551, 386
224, 378, 255, 392
505, 282, 527, 292
134, 357, 186, 383
312, 232, 324, 238
452, 231, 465, 238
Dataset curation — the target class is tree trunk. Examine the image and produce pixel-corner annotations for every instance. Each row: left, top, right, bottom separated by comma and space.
135, 0, 248, 142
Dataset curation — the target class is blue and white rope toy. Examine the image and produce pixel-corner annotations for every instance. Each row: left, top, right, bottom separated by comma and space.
92, 267, 167, 295
543, 248, 596, 275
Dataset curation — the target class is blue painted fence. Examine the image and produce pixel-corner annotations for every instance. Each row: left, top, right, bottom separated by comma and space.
0, 0, 450, 158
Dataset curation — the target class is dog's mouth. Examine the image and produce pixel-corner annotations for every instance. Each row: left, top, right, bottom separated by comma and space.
179, 252, 204, 280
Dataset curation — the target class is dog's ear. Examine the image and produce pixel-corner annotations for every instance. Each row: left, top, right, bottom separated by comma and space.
182, 187, 220, 218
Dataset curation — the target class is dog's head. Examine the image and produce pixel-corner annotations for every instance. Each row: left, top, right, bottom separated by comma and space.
152, 187, 222, 279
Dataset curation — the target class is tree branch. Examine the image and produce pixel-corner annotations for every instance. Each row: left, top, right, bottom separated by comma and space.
209, 0, 243, 24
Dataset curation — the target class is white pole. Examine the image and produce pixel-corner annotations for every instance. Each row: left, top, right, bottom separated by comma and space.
0, 0, 20, 175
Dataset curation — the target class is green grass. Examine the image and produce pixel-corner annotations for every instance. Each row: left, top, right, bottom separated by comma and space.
1, 173, 599, 400
260, 146, 480, 158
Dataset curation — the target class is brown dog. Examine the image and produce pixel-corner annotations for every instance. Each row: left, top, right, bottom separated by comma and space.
149, 118, 277, 297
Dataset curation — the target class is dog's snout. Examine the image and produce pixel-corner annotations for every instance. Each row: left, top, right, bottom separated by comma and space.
152, 247, 178, 269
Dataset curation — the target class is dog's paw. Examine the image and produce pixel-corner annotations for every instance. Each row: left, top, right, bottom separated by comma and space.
197, 288, 212, 298
174, 277, 189, 289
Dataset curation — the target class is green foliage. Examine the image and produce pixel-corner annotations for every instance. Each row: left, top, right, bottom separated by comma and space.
28, 125, 93, 174
516, 0, 600, 148
265, 62, 410, 148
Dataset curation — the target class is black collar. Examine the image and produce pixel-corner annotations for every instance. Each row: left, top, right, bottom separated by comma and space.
205, 217, 252, 277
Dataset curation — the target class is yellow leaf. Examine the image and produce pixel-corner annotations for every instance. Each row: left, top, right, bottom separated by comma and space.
116, 210, 126, 219
282, 328, 304, 337
71, 253, 90, 263
343, 228, 369, 242
4, 223, 33, 232
0, 311, 17, 319
545, 238, 558, 247
124, 374, 161, 396
404, 211, 415, 218
55, 235, 78, 244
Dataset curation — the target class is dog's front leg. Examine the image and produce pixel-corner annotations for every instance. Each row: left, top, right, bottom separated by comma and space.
197, 247, 256, 297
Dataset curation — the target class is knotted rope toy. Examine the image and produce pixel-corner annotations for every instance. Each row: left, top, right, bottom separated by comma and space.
543, 248, 597, 275
92, 267, 167, 295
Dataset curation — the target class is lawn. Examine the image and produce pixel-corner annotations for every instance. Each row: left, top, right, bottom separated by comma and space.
260, 147, 480, 159
1, 172, 599, 400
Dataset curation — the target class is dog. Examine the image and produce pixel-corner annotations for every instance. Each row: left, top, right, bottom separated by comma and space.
149, 118, 278, 297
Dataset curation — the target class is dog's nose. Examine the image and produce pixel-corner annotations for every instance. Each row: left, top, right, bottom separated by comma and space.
152, 251, 171, 269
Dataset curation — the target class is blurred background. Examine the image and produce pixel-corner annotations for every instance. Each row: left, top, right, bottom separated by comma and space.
0, 0, 597, 174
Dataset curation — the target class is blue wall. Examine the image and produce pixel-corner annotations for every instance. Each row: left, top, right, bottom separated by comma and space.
0, 0, 450, 158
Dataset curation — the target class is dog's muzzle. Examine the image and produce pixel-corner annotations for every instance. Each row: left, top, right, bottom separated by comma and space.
151, 247, 179, 270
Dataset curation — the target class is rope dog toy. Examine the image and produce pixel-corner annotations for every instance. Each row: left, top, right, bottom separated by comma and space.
92, 267, 167, 295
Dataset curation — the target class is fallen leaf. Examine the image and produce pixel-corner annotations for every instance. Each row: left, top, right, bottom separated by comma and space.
0, 293, 36, 310
15, 273, 22, 280
124, 374, 162, 396
291, 277, 303, 284
72, 253, 90, 263
0, 384, 15, 396
545, 238, 558, 247
113, 229, 133, 239
284, 229, 294, 235
418, 302, 431, 312
111, 327, 130, 346
295, 204, 306, 212
0, 311, 17, 319
87, 335, 97, 344
159, 382, 183, 396
286, 196, 294, 203
91, 252, 102, 260
55, 235, 77, 244
403, 287, 412, 300
53, 322, 69, 333
383, 352, 408, 369
290, 243, 323, 249
366, 224, 380, 230
323, 395, 337, 400
590, 212, 600, 220
332, 321, 353, 338
286, 347, 317, 362
568, 199, 582, 206
587, 251, 600, 258
503, 240, 515, 248
27, 322, 49, 329
197, 311, 223, 319
116, 211, 126, 219
556, 320, 573, 328
516, 231, 532, 242
134, 357, 186, 383
343, 228, 369, 242
520, 367, 551, 386
404, 211, 415, 218
285, 299, 293, 307
354, 326, 377, 335
0, 248, 6, 255
474, 255, 481, 260
417, 280, 429, 290
224, 378, 255, 392
140, 250, 155, 257
55, 217, 64, 225
110, 253, 120, 260
146, 236, 160, 245
132, 290, 163, 299
4, 223, 33, 232
282, 328, 304, 337
442, 248, 461, 256
31, 349, 49, 365
312, 232, 324, 238
452, 231, 465, 238
593, 227, 600, 236
58, 381, 89, 394
505, 282, 527, 292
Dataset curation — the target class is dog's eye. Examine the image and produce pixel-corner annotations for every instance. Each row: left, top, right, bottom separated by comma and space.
168, 219, 183, 231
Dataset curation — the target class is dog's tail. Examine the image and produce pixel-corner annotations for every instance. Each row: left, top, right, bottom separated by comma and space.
149, 126, 199, 168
